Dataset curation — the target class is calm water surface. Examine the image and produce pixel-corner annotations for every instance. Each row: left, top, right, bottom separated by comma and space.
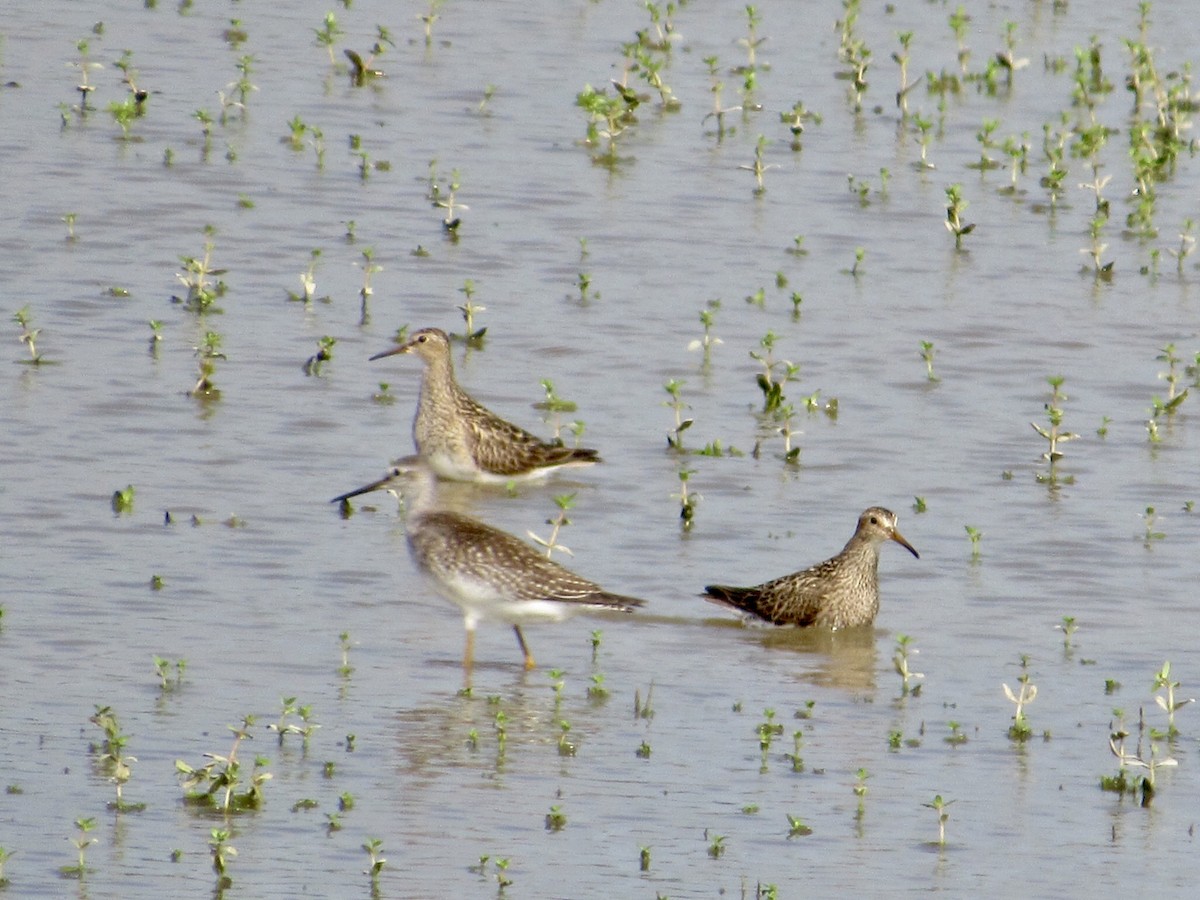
2, 0, 1199, 897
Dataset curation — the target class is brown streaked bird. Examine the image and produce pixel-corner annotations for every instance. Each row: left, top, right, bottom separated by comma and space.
331, 457, 643, 675
703, 507, 919, 629
368, 327, 600, 484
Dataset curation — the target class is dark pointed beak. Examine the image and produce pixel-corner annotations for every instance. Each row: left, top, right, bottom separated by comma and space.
369, 342, 410, 361
891, 529, 919, 559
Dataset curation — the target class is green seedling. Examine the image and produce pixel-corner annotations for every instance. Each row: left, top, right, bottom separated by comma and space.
944, 721, 968, 745
313, 12, 343, 65
853, 768, 870, 818
848, 246, 866, 277
363, 838, 386, 882
1153, 661, 1193, 738
0, 846, 11, 884
545, 804, 567, 831
111, 484, 135, 514
1141, 506, 1165, 544
358, 247, 381, 325
1056, 616, 1077, 653
63, 212, 77, 240
89, 706, 142, 811
779, 100, 820, 151
701, 56, 740, 139
786, 814, 813, 838
739, 134, 778, 195
218, 54, 256, 122
175, 716, 271, 812
893, 634, 923, 695
288, 249, 326, 303
663, 380, 693, 451
1108, 711, 1176, 806
785, 729, 804, 772
454, 279, 487, 345
337, 631, 354, 677
1167, 219, 1195, 274
70, 39, 103, 114
944, 183, 975, 249
303, 336, 336, 377
635, 682, 655, 719
756, 708, 784, 772
639, 846, 651, 871
893, 31, 916, 114
1003, 655, 1037, 741
191, 331, 225, 399
913, 496, 927, 513
434, 168, 466, 233
14, 305, 44, 364
108, 94, 139, 139
528, 494, 575, 559
153, 655, 186, 691
174, 230, 226, 314
557, 720, 576, 757
673, 466, 699, 528
587, 673, 609, 701
419, 0, 445, 47
687, 303, 723, 364
636, 740, 651, 759
1032, 376, 1078, 482
706, 832, 726, 859
919, 341, 939, 381
209, 828, 235, 888
150, 574, 164, 590
344, 28, 393, 86
60, 817, 97, 878
964, 525, 982, 558
923, 795, 954, 845
575, 83, 638, 165
268, 696, 320, 747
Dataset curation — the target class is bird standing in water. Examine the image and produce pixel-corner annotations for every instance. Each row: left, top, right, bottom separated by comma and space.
368, 327, 600, 483
332, 457, 643, 677
703, 507, 919, 629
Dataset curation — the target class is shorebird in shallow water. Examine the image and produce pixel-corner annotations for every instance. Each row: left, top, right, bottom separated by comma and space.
332, 457, 643, 674
366, 327, 600, 484
703, 507, 919, 629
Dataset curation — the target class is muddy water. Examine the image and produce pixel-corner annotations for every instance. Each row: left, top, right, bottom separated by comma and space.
2, 1, 1199, 897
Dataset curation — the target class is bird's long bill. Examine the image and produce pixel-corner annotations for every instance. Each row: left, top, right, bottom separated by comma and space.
369, 342, 410, 361
330, 472, 399, 504
891, 529, 920, 558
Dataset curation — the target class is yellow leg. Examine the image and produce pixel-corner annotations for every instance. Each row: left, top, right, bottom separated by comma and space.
513, 625, 536, 670
463, 626, 476, 676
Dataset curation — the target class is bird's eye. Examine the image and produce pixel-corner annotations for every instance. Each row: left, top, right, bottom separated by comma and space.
869, 516, 879, 525
417, 334, 427, 343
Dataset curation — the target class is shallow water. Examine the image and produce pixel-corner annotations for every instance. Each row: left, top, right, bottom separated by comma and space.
2, 0, 1200, 897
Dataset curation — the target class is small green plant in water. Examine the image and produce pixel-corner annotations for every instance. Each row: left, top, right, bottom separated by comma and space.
1153, 661, 1193, 738
175, 716, 271, 812
944, 183, 975, 249
60, 817, 97, 878
209, 828, 235, 888
303, 336, 336, 377
1003, 654, 1037, 741
786, 814, 813, 838
944, 721, 968, 745
545, 804, 567, 831
893, 634, 923, 695
1141, 506, 1165, 545
674, 467, 699, 528
923, 795, 954, 845
363, 837, 386, 884
919, 341, 939, 381
663, 380, 693, 451
964, 525, 982, 558
111, 484, 135, 514
14, 306, 44, 364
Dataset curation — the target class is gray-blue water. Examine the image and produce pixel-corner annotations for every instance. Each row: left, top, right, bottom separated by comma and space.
2, 1, 1199, 896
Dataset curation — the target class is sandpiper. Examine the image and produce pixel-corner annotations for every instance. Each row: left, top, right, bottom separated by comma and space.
332, 457, 643, 673
368, 327, 600, 483
703, 507, 919, 629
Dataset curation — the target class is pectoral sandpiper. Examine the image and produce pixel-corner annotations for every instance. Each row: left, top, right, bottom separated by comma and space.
369, 327, 600, 483
332, 457, 643, 674
703, 507, 918, 629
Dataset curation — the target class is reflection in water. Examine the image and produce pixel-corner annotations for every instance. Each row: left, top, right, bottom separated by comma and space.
702, 617, 878, 692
